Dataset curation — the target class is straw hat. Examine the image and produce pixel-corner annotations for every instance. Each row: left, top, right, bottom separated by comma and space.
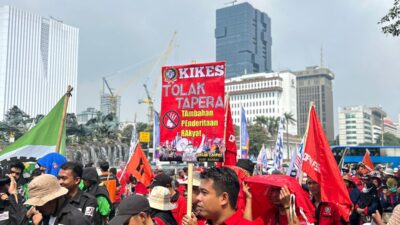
24, 174, 68, 206
384, 168, 394, 176
148, 186, 176, 211
342, 174, 354, 183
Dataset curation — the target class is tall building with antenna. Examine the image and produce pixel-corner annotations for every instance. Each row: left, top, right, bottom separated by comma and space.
215, 2, 272, 78
295, 64, 335, 141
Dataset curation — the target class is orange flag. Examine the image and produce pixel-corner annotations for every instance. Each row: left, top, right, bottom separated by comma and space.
362, 149, 375, 171
301, 105, 352, 221
125, 144, 153, 187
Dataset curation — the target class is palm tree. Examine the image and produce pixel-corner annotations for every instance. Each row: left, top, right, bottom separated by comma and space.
283, 112, 296, 160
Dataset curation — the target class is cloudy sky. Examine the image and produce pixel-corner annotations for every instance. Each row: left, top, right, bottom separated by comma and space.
2, 0, 400, 133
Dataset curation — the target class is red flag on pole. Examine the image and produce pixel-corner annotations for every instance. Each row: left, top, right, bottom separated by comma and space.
224, 98, 237, 166
301, 105, 352, 221
362, 149, 375, 171
124, 144, 153, 187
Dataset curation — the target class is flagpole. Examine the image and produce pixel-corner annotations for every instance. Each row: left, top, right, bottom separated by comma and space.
239, 106, 242, 159
222, 93, 230, 166
55, 85, 73, 153
298, 101, 314, 184
119, 141, 139, 183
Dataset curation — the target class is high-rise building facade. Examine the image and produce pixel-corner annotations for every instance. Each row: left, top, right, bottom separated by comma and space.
225, 71, 297, 135
338, 105, 387, 145
295, 66, 334, 141
216, 2, 272, 78
0, 6, 78, 120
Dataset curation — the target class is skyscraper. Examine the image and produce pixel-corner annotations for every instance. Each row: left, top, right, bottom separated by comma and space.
0, 5, 78, 120
295, 66, 334, 141
216, 2, 272, 78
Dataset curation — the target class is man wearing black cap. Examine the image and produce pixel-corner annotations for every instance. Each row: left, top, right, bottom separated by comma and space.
82, 167, 111, 225
109, 195, 154, 225
149, 173, 186, 225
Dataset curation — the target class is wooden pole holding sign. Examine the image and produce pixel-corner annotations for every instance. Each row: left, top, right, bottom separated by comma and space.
56, 85, 73, 153
186, 163, 194, 217
186, 60, 196, 217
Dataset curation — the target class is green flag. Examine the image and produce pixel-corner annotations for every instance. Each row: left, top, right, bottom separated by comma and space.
0, 96, 67, 160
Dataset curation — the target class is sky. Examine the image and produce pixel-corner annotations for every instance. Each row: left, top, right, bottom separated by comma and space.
2, 0, 400, 133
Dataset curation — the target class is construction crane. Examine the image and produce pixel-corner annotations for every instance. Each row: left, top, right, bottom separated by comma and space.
138, 32, 177, 125
138, 84, 154, 125
99, 32, 177, 123
101, 77, 120, 118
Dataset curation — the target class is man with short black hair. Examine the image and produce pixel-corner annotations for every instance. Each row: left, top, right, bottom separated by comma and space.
194, 167, 254, 225
9, 162, 24, 182
58, 162, 97, 224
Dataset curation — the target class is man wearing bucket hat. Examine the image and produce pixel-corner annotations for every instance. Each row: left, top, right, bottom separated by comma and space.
148, 186, 177, 225
109, 195, 154, 225
25, 174, 90, 225
148, 173, 186, 225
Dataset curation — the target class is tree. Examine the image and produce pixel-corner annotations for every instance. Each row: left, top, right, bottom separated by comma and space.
283, 112, 296, 159
247, 123, 268, 157
379, 0, 400, 36
3, 106, 31, 140
376, 132, 400, 146
254, 116, 280, 137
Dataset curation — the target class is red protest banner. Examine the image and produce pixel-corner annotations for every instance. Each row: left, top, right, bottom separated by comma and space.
159, 62, 225, 162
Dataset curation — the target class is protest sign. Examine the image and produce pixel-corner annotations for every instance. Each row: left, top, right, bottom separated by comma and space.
159, 62, 225, 162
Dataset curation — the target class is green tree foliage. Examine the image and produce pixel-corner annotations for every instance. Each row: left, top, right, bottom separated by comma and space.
379, 0, 400, 36
247, 123, 268, 156
376, 132, 400, 146
1, 106, 32, 140
283, 112, 296, 158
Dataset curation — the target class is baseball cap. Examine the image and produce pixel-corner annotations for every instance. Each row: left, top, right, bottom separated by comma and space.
148, 173, 172, 188
109, 195, 150, 225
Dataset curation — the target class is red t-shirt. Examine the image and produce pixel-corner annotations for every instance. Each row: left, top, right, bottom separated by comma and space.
260, 209, 288, 225
172, 192, 187, 225
316, 202, 341, 225
205, 210, 255, 225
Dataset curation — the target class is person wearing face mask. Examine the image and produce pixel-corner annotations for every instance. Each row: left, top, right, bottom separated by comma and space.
355, 182, 382, 224
380, 178, 400, 220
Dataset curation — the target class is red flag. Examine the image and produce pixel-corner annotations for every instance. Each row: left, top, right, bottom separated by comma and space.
301, 105, 352, 221
125, 144, 153, 187
362, 149, 374, 171
224, 99, 237, 166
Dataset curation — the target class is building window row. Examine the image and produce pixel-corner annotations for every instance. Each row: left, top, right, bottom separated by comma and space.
231, 92, 275, 100
226, 80, 280, 92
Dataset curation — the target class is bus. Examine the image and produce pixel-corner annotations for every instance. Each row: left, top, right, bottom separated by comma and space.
331, 146, 400, 167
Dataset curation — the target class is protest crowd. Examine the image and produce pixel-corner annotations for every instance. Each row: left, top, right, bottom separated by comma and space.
0, 64, 398, 225
0, 153, 400, 225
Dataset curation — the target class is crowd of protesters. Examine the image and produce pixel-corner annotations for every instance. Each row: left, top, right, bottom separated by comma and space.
1, 156, 400, 225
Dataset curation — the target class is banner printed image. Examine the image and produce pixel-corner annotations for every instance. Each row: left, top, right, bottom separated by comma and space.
159, 62, 225, 162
